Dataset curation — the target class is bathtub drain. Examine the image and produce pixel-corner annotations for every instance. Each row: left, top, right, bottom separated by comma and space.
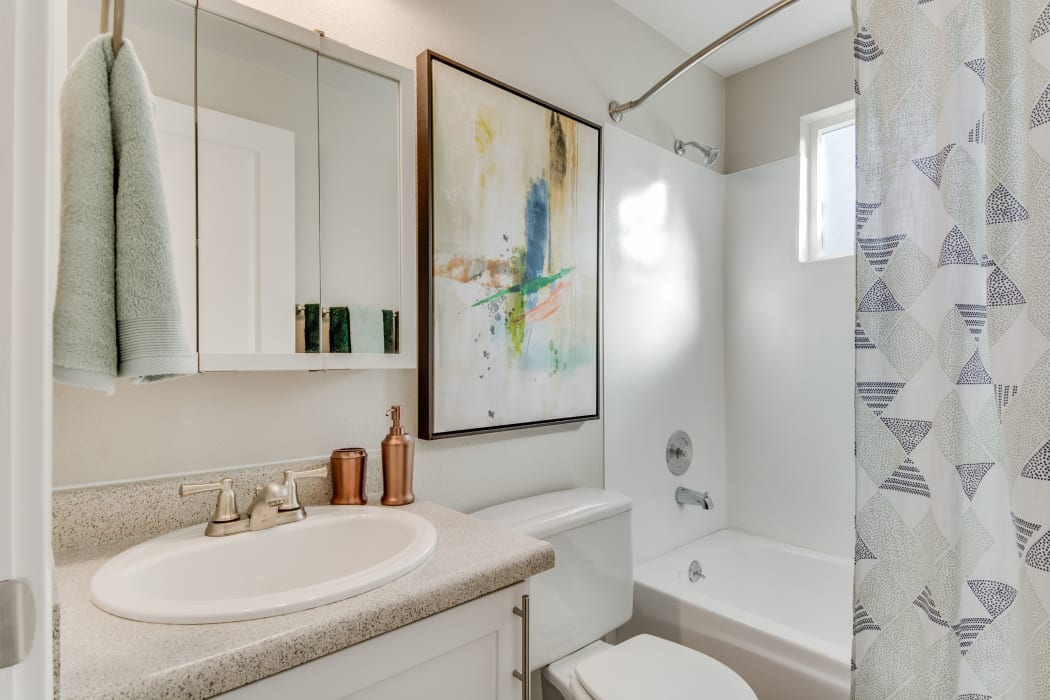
688, 560, 705, 582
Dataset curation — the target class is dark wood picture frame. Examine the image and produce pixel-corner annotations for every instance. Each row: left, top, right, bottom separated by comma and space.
416, 51, 602, 440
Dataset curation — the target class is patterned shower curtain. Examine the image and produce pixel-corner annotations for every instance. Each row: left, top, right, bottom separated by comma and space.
853, 0, 1050, 697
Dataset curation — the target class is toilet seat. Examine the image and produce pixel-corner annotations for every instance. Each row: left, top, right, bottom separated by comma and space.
573, 634, 757, 700
543, 641, 611, 699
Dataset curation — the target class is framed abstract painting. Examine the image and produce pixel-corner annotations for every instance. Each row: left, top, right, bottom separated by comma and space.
417, 51, 601, 439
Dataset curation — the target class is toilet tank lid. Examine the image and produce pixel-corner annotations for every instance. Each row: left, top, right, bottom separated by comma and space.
471, 488, 631, 539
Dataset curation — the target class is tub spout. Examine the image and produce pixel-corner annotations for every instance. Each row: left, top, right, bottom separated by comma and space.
676, 487, 713, 509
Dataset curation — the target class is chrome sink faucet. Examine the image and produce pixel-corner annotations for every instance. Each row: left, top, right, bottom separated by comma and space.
179, 466, 329, 537
246, 482, 286, 531
675, 486, 714, 509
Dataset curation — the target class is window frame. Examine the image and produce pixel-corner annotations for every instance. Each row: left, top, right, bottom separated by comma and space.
799, 100, 856, 263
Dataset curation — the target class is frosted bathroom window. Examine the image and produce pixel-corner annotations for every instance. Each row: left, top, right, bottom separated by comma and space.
800, 101, 856, 262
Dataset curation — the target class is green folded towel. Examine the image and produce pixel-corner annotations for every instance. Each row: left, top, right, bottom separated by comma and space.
383, 309, 395, 354
54, 36, 195, 392
54, 36, 118, 394
329, 306, 350, 353
304, 304, 321, 353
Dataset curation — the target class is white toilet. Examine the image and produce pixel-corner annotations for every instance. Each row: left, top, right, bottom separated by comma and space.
473, 488, 757, 700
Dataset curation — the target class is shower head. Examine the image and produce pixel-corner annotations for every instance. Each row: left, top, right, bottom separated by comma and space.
674, 139, 720, 166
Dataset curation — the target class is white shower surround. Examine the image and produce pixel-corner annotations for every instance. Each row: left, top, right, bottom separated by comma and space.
602, 124, 728, 564
725, 156, 856, 559
603, 122, 855, 699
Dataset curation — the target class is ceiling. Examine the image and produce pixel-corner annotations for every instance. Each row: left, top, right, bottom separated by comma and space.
610, 0, 852, 77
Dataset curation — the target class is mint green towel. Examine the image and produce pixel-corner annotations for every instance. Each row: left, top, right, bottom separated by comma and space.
54, 36, 195, 393
111, 39, 195, 382
54, 36, 117, 393
349, 305, 384, 353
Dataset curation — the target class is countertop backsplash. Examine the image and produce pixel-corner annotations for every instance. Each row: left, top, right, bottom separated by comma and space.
52, 453, 385, 551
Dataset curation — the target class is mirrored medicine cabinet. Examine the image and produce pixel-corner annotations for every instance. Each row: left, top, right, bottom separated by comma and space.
66, 0, 416, 372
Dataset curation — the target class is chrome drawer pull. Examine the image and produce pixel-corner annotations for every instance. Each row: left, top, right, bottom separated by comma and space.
512, 594, 530, 699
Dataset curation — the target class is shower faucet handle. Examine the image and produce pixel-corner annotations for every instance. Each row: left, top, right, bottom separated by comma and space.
668, 443, 691, 461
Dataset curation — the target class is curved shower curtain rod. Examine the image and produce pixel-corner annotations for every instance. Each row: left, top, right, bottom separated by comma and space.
608, 0, 804, 122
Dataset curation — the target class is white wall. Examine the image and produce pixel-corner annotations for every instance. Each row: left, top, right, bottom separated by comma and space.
238, 0, 725, 172
724, 29, 853, 173
722, 33, 855, 558
603, 125, 727, 564
53, 0, 726, 516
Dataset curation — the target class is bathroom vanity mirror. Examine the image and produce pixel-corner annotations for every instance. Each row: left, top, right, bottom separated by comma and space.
194, 1, 416, 371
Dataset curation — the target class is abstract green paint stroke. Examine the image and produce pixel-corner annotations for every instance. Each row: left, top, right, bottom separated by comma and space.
471, 267, 575, 307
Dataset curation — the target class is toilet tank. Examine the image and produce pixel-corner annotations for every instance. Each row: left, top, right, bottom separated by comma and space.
472, 488, 633, 670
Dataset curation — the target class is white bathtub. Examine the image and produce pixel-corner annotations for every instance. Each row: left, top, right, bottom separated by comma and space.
616, 529, 852, 700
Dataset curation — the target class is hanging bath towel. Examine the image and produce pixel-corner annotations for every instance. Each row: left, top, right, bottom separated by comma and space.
54, 36, 118, 393
109, 38, 195, 383
53, 36, 195, 393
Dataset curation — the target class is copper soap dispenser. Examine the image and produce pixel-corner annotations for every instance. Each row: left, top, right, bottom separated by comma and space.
381, 404, 415, 505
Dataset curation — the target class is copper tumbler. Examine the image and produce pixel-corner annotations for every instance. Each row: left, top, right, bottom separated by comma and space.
330, 448, 367, 505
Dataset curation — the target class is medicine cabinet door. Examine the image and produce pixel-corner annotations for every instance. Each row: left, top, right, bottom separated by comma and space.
318, 43, 416, 370
195, 6, 322, 370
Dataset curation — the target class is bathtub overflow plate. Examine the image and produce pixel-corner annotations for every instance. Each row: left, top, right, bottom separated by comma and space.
688, 560, 705, 583
666, 430, 692, 475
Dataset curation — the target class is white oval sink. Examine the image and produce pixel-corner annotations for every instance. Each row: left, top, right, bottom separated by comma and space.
91, 506, 437, 624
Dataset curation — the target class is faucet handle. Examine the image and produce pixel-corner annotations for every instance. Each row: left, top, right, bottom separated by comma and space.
179, 477, 239, 523
280, 466, 329, 512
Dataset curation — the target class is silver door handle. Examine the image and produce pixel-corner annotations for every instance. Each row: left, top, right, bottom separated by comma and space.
512, 594, 530, 699
0, 578, 35, 670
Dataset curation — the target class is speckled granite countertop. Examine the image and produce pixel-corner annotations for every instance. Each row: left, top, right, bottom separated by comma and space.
55, 501, 554, 700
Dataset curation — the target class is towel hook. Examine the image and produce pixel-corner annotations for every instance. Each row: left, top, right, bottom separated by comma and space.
99, 0, 125, 56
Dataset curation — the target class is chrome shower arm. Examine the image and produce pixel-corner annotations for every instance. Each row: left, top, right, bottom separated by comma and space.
674, 140, 720, 165
609, 0, 804, 122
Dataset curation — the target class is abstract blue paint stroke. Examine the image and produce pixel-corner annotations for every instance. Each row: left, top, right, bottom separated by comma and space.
524, 178, 550, 310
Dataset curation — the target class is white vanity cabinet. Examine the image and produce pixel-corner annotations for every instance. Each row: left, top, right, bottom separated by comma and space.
217, 583, 529, 700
